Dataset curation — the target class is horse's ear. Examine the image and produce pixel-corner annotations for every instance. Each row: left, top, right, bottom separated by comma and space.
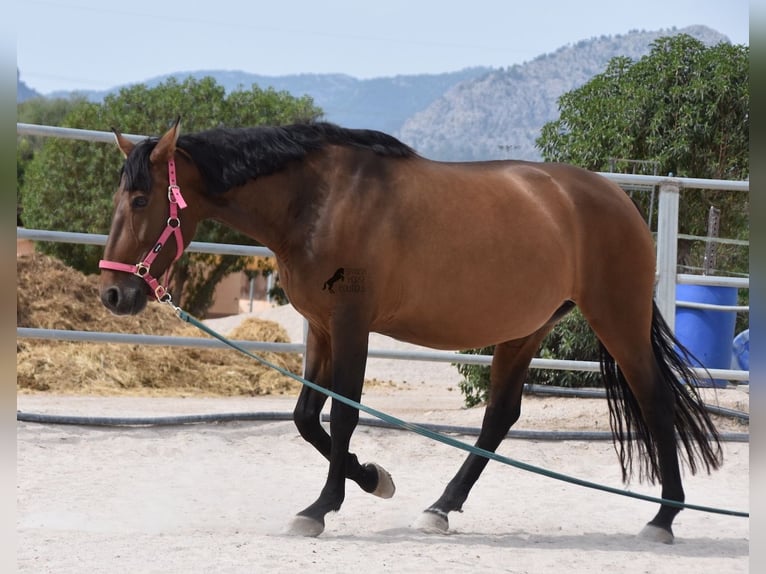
112, 128, 135, 158
150, 117, 181, 164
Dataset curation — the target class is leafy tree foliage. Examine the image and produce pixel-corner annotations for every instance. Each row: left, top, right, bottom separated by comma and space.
17, 95, 87, 224
20, 77, 321, 316
538, 36, 748, 179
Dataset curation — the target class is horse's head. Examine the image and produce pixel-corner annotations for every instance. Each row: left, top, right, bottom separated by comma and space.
99, 119, 201, 315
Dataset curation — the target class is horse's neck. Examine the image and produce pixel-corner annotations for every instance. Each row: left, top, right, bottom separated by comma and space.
212, 163, 324, 259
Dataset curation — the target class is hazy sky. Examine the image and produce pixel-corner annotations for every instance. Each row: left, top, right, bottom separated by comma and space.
17, 0, 750, 95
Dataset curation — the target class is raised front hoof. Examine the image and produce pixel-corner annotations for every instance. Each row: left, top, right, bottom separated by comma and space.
639, 523, 674, 544
286, 515, 325, 537
413, 510, 449, 534
366, 462, 395, 499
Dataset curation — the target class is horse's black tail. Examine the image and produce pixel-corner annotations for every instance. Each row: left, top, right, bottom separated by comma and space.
600, 301, 723, 484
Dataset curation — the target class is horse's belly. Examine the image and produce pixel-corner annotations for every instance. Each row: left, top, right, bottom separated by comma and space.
376, 290, 563, 350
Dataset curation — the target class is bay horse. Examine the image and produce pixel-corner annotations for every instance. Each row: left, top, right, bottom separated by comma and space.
99, 119, 721, 543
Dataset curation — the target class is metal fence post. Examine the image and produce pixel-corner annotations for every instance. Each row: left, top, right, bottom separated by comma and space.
656, 179, 680, 331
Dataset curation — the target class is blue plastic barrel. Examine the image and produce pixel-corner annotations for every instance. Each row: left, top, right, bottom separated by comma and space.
674, 284, 738, 388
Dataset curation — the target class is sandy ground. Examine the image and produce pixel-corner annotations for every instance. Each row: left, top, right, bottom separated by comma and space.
17, 305, 750, 573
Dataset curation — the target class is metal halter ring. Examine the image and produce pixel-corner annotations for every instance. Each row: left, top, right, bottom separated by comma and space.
154, 284, 172, 302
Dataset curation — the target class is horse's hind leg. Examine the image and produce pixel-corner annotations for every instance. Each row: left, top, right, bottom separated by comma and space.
608, 348, 685, 543
415, 314, 566, 534
578, 298, 721, 543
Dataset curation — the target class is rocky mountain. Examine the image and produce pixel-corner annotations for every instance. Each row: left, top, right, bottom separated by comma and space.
42, 68, 491, 135
398, 26, 730, 161
19, 25, 731, 160
165, 69, 493, 135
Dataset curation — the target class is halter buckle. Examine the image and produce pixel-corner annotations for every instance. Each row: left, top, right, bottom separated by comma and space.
135, 262, 151, 277
168, 185, 187, 209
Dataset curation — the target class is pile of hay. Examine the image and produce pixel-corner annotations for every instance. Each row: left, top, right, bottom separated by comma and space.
17, 253, 303, 396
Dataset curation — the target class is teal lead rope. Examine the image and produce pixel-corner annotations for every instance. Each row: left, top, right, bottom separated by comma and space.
174, 306, 748, 519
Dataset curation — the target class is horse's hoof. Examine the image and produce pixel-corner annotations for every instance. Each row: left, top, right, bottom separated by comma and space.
286, 515, 325, 537
413, 510, 449, 534
368, 463, 395, 499
639, 523, 674, 544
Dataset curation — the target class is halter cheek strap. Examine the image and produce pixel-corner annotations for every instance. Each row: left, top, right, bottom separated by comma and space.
99, 158, 188, 302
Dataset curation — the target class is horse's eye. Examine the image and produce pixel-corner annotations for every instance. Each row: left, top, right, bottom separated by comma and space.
131, 195, 149, 209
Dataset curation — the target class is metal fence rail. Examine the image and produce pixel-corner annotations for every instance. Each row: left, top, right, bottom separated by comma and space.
16, 227, 275, 258
16, 327, 749, 382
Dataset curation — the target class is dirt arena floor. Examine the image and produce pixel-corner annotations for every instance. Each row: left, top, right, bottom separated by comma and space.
17, 384, 749, 573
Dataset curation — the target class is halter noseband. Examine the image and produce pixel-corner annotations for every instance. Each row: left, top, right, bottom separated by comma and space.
99, 158, 188, 303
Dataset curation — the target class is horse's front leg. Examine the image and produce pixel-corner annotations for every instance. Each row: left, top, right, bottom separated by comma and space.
293, 325, 391, 489
289, 317, 393, 537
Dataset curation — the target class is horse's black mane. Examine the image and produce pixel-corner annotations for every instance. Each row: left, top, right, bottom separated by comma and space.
122, 122, 417, 196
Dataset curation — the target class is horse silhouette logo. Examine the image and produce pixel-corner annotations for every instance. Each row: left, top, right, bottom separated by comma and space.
322, 268, 345, 293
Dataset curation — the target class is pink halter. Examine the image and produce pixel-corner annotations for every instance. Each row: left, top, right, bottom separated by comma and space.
99, 158, 188, 302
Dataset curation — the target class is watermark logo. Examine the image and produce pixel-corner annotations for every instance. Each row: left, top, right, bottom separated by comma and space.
322, 268, 345, 293
322, 267, 366, 294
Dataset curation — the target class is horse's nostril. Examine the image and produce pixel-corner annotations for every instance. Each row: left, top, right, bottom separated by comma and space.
100, 284, 146, 315
102, 287, 120, 309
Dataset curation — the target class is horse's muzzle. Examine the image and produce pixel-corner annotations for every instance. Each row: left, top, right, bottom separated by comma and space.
100, 281, 148, 315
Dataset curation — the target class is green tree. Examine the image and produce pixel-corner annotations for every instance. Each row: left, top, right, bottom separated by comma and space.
17, 94, 88, 127
17, 95, 87, 224
20, 77, 322, 316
